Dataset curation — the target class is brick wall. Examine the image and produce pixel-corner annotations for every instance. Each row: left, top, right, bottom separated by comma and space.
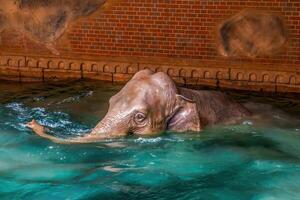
0, 0, 299, 93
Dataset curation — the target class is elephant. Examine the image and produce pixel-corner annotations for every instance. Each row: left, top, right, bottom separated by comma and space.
27, 69, 251, 144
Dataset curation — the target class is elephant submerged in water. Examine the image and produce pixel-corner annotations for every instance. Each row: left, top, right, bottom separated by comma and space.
27, 69, 251, 144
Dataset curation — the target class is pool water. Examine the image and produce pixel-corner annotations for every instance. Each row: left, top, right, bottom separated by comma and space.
0, 81, 299, 200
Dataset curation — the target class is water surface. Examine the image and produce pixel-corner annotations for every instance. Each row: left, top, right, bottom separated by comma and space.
0, 81, 299, 200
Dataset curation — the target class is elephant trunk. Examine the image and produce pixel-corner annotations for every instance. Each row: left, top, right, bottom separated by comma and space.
91, 114, 129, 138
28, 114, 128, 144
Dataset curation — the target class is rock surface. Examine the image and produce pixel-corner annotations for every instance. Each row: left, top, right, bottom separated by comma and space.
0, 0, 106, 55
218, 10, 287, 58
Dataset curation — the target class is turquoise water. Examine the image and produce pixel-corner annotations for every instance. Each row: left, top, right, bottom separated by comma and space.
0, 81, 300, 200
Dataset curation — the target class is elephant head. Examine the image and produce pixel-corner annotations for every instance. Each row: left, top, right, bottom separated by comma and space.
27, 69, 201, 143
91, 69, 201, 137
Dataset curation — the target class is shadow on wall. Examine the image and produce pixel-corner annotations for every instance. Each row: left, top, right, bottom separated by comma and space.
218, 9, 287, 58
0, 0, 107, 55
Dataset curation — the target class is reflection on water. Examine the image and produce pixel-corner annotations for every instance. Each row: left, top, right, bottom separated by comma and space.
0, 80, 299, 200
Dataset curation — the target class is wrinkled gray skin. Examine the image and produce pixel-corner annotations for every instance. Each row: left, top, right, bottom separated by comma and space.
27, 69, 251, 144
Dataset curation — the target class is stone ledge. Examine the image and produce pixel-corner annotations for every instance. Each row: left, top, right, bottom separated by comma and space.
0, 54, 299, 93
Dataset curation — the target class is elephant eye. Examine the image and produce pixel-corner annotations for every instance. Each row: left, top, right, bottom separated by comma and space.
134, 112, 147, 124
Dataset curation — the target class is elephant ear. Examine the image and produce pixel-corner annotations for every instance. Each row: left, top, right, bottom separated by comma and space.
167, 94, 201, 132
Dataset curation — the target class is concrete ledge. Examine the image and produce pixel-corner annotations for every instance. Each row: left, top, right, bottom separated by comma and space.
0, 54, 299, 93
0, 66, 20, 81
83, 71, 113, 82
113, 73, 133, 83
43, 69, 82, 81
20, 67, 43, 82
